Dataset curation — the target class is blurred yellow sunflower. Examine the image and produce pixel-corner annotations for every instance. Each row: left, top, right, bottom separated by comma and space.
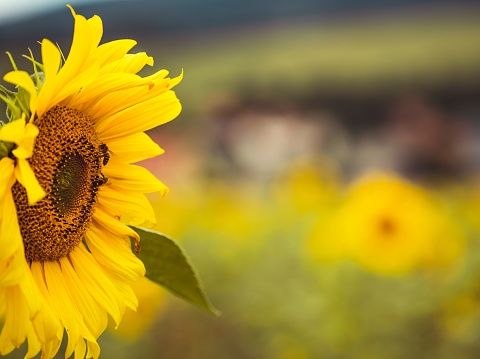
0, 6, 181, 359
309, 172, 464, 274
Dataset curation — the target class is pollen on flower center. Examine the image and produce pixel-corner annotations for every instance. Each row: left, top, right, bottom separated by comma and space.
12, 106, 108, 262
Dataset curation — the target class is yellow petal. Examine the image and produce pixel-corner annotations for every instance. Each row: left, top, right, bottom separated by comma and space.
74, 337, 86, 359
0, 333, 14, 356
144, 68, 169, 82
87, 81, 166, 123
0, 285, 29, 351
93, 39, 137, 68
0, 157, 16, 201
41, 337, 63, 359
168, 69, 183, 89
100, 52, 154, 75
54, 61, 100, 110
92, 206, 140, 241
0, 116, 39, 160
12, 123, 39, 159
25, 325, 41, 359
69, 246, 125, 326
0, 116, 27, 143
86, 71, 171, 122
30, 262, 63, 349
97, 186, 157, 226
86, 15, 103, 52
0, 190, 23, 264
104, 132, 164, 163
0, 289, 5, 315
43, 261, 95, 357
18, 263, 42, 319
36, 39, 61, 118
104, 161, 169, 194
69, 72, 152, 110
0, 250, 24, 288
85, 223, 145, 281
0, 193, 22, 289
41, 39, 61, 82
56, 12, 91, 85
40, 11, 99, 114
103, 270, 138, 312
96, 90, 181, 141
86, 340, 101, 359
14, 159, 46, 205
59, 256, 108, 338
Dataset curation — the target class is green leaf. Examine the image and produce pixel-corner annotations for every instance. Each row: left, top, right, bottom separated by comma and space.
130, 226, 219, 315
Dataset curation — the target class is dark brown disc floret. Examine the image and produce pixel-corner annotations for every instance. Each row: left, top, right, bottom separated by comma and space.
12, 106, 108, 262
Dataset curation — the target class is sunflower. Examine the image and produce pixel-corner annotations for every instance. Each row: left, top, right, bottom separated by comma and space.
0, 6, 181, 359
309, 172, 464, 274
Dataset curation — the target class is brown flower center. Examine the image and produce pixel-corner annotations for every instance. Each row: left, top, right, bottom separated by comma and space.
12, 106, 108, 262
378, 216, 397, 237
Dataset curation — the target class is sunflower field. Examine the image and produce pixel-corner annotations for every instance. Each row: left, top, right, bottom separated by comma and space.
2, 1, 480, 359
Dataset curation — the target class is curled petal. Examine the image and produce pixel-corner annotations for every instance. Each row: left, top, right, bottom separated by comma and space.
0, 116, 39, 159
14, 159, 46, 205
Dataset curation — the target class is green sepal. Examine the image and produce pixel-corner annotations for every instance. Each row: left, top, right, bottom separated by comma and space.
130, 226, 219, 316
0, 85, 29, 122
0, 120, 13, 159
0, 140, 13, 159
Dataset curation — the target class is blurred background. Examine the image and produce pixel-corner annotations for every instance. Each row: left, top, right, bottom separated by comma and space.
2, 0, 480, 358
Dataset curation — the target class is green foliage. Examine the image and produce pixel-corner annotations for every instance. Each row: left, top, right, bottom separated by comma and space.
0, 140, 12, 158
0, 79, 32, 160
0, 84, 29, 123
130, 226, 219, 316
